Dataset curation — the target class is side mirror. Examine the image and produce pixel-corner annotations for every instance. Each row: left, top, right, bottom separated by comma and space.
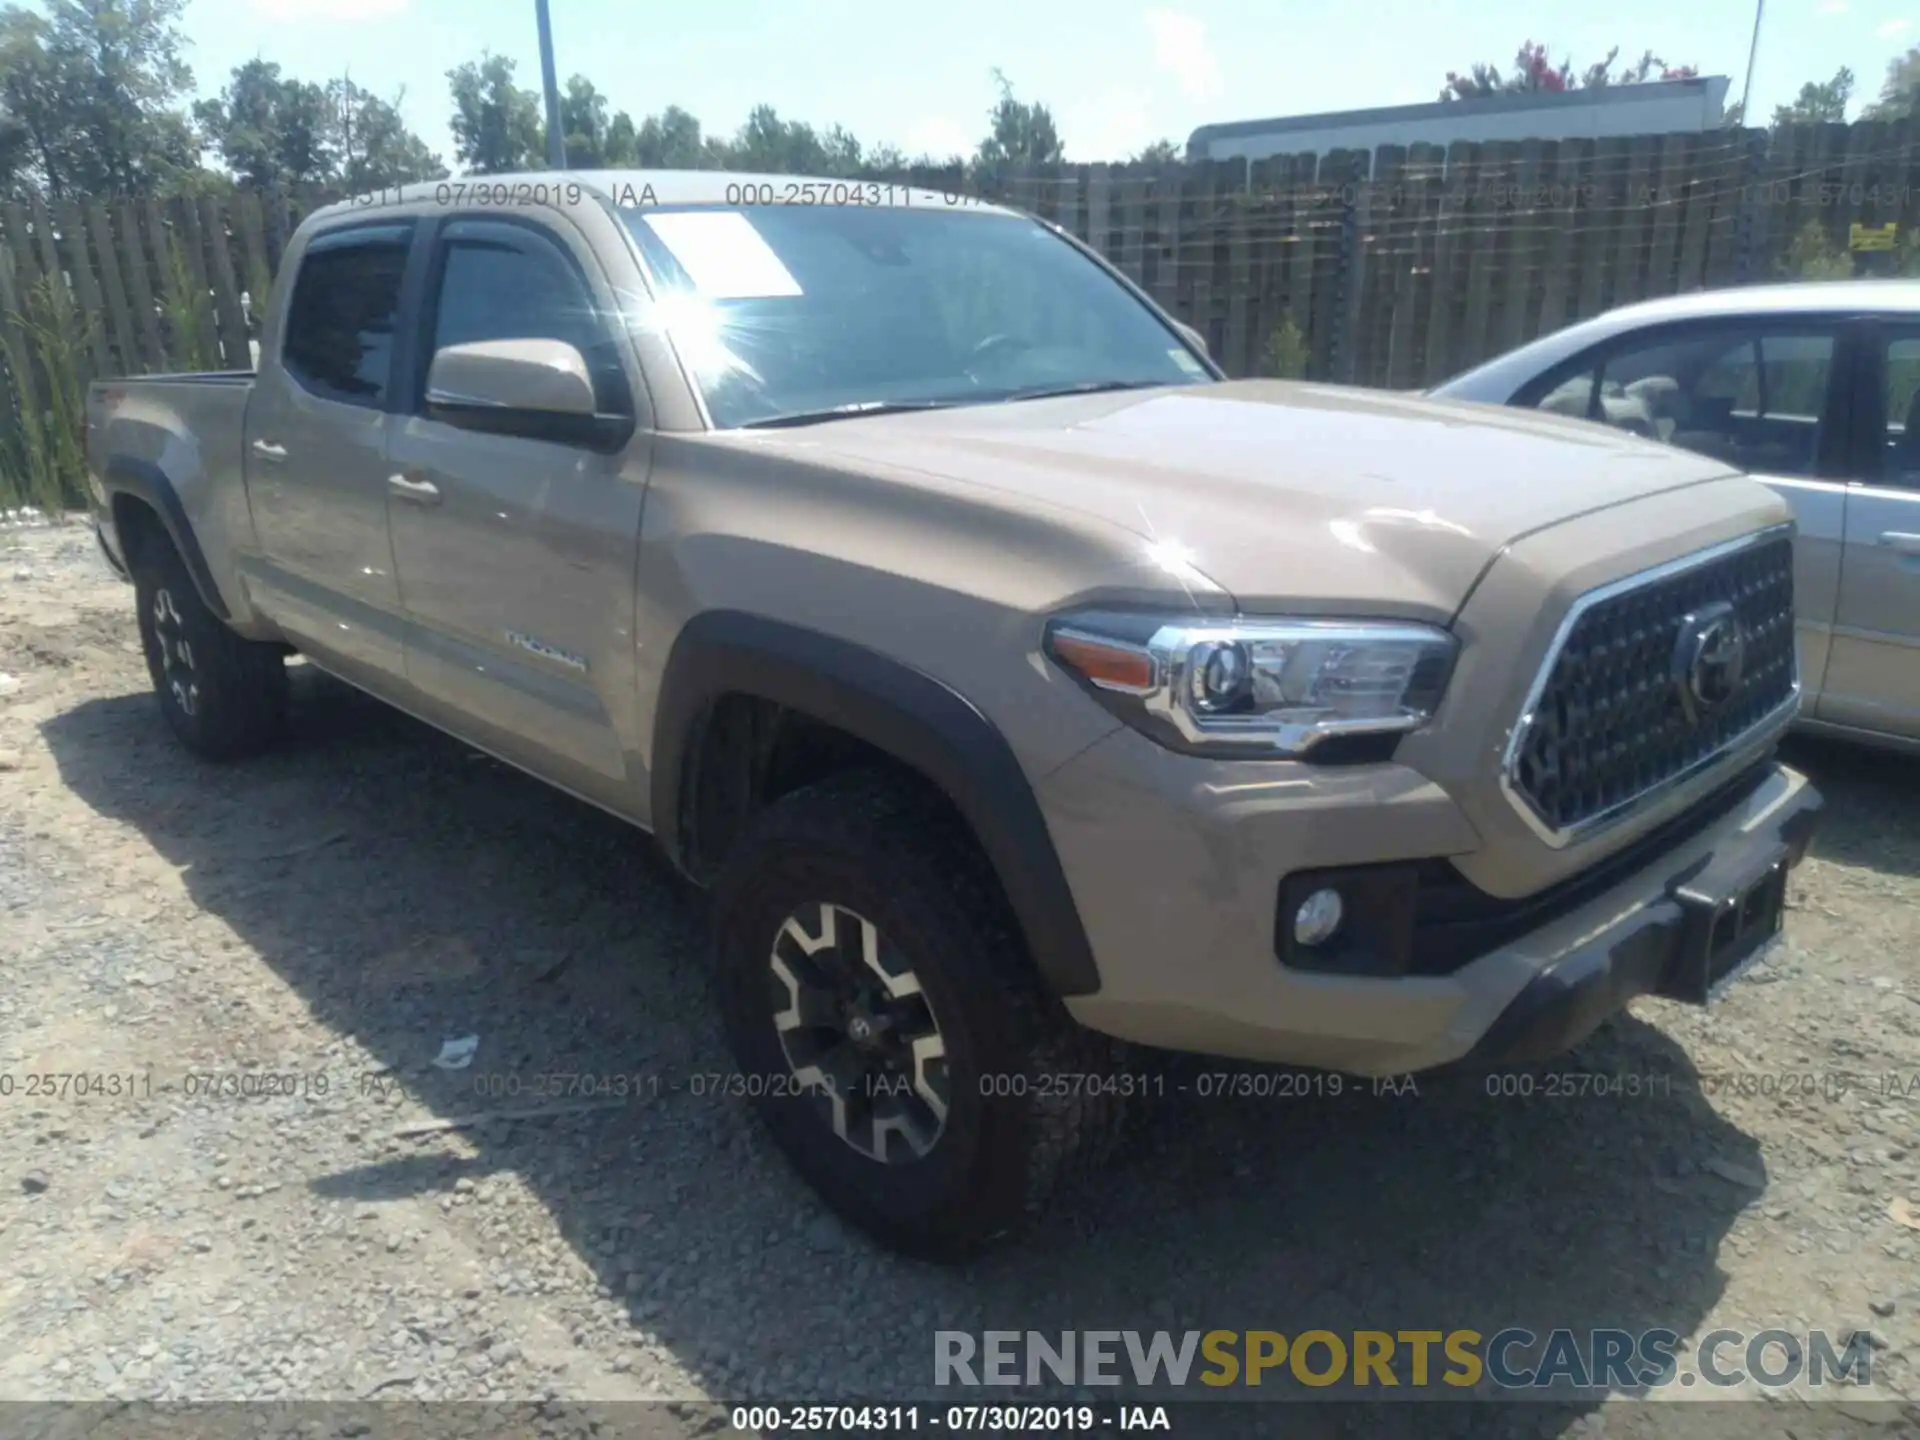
425, 338, 631, 450
1172, 321, 1210, 360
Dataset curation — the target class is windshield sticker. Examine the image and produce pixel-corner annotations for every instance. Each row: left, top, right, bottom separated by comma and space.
1168, 348, 1206, 376
637, 211, 804, 299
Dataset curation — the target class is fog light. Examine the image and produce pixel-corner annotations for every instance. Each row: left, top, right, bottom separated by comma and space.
1292, 888, 1345, 947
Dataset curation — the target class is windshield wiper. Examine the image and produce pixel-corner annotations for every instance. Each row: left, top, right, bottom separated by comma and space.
743, 399, 968, 429
997, 379, 1173, 404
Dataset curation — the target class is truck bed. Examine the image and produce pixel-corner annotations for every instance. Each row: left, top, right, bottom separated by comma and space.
86, 370, 257, 588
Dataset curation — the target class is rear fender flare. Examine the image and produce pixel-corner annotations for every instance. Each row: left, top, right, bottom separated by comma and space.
103, 456, 230, 621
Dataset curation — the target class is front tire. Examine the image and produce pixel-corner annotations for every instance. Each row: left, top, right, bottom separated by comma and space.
710, 770, 1125, 1261
131, 537, 288, 760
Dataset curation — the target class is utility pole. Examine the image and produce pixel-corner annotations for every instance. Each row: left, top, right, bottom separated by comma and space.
535, 0, 566, 169
1739, 0, 1765, 126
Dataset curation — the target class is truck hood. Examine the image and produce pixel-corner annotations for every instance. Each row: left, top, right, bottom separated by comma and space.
755, 379, 1744, 619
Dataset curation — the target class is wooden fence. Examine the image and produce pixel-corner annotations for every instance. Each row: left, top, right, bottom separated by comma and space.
3, 115, 1919, 489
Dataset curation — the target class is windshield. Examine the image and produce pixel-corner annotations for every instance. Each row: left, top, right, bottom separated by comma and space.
620, 203, 1212, 428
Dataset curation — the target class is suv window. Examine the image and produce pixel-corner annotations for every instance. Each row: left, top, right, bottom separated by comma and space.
1583, 327, 1835, 477
427, 234, 628, 413
1884, 334, 1920, 487
281, 231, 410, 407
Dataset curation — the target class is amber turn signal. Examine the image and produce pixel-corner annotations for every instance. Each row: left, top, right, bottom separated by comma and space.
1049, 631, 1155, 692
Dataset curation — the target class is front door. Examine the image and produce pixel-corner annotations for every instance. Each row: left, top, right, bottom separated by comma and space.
386, 215, 651, 811
241, 221, 417, 686
1821, 324, 1920, 736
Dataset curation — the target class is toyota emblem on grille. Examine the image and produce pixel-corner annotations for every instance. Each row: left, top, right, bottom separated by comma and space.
1671, 601, 1747, 723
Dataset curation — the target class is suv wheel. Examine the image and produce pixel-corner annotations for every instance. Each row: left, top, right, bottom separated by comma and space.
132, 537, 288, 759
711, 769, 1126, 1260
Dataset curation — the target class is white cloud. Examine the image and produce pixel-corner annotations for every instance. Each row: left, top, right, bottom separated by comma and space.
902, 116, 974, 161
1144, 9, 1222, 104
1817, 0, 1848, 13
248, 0, 407, 21
1877, 16, 1912, 36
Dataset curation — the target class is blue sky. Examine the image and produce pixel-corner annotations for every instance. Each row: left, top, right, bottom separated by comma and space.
173, 0, 1917, 171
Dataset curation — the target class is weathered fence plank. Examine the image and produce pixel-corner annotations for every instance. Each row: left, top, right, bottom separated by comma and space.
200, 194, 252, 368
1643, 132, 1688, 298
1495, 138, 1544, 355
84, 201, 140, 375
0, 230, 47, 425
53, 200, 113, 380
1223, 160, 1261, 377
172, 197, 222, 368
1422, 140, 1477, 383
1674, 134, 1718, 292
116, 198, 165, 370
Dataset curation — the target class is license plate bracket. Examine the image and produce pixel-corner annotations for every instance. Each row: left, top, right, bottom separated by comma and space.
1668, 843, 1788, 1006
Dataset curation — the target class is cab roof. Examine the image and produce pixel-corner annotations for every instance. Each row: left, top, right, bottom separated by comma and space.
311, 169, 1018, 224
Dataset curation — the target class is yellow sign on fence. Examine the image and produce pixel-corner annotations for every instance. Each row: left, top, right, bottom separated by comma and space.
1850, 222, 1900, 252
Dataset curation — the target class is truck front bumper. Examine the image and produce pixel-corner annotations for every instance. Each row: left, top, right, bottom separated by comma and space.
1037, 728, 1821, 1076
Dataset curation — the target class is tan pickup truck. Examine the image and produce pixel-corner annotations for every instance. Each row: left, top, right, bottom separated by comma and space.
86, 170, 1821, 1259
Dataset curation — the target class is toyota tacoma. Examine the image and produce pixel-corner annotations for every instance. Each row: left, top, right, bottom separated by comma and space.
85, 171, 1822, 1259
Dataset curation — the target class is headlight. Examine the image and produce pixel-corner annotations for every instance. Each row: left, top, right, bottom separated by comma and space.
1044, 613, 1457, 758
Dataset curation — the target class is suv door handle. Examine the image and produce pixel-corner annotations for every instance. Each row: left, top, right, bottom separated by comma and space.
250, 440, 288, 463
388, 473, 442, 506
1877, 531, 1920, 555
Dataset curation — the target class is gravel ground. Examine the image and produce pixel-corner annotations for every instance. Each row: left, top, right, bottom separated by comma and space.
2, 520, 1918, 1439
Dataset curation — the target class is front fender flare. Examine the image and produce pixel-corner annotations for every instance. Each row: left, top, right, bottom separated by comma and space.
651, 611, 1102, 998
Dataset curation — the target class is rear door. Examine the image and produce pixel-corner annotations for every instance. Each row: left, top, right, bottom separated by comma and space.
1514, 317, 1850, 708
242, 222, 418, 686
1820, 323, 1920, 736
385, 214, 651, 810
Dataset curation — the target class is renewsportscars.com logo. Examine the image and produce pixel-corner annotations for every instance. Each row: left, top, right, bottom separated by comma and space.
934, 1328, 1876, 1394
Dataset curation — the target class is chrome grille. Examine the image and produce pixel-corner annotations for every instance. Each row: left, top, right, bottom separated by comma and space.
1506, 530, 1797, 841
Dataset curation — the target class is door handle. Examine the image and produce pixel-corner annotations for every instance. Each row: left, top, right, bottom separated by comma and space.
388, 472, 442, 506
1878, 531, 1920, 555
250, 439, 288, 463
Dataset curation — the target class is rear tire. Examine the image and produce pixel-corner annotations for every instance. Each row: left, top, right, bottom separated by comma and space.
710, 769, 1126, 1261
131, 537, 288, 760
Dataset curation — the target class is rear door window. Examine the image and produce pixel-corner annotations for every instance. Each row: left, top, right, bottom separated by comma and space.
1881, 333, 1920, 487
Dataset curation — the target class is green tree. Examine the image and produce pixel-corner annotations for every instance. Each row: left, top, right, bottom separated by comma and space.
330, 78, 444, 188
1780, 218, 1852, 280
726, 104, 836, 172
602, 108, 637, 166
197, 64, 443, 190
0, 8, 62, 197
1771, 67, 1853, 126
863, 141, 907, 177
1133, 138, 1181, 164
974, 69, 1063, 173
1863, 43, 1920, 121
558, 73, 609, 167
447, 54, 542, 174
194, 59, 332, 187
632, 104, 705, 167
0, 0, 204, 197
